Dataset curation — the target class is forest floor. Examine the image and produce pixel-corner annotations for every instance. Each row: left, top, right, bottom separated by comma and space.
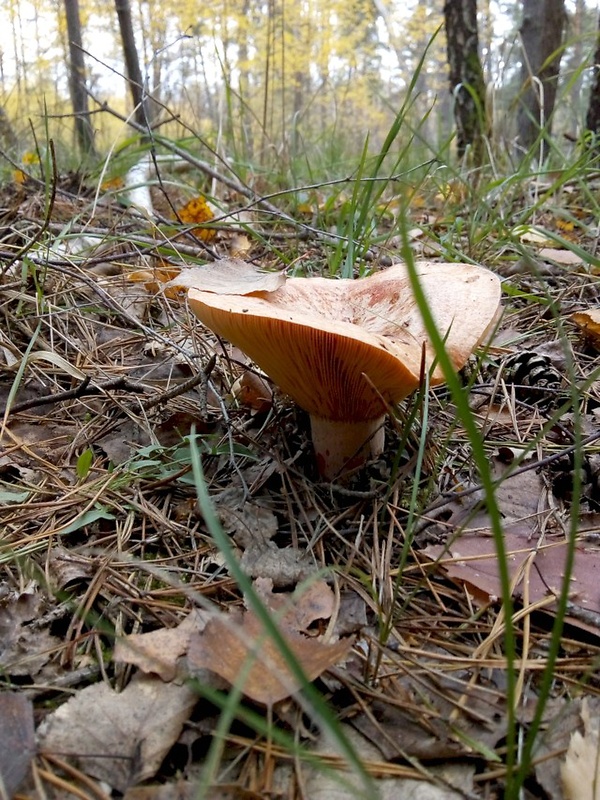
1, 158, 600, 800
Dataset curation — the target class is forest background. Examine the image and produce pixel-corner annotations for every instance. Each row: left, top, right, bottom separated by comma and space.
1, 0, 599, 175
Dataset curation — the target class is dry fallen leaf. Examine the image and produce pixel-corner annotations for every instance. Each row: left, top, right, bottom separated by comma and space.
47, 546, 93, 590
0, 591, 62, 678
231, 371, 273, 413
123, 778, 264, 800
538, 247, 584, 266
533, 696, 600, 800
38, 674, 198, 793
253, 577, 336, 632
187, 609, 352, 706
124, 781, 263, 800
422, 455, 600, 631
127, 266, 182, 293
351, 668, 504, 763
114, 609, 209, 681
165, 259, 286, 297
0, 692, 35, 798
213, 488, 316, 586
561, 698, 600, 800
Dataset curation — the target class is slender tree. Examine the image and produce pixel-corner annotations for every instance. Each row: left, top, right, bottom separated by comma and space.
0, 106, 17, 151
443, 0, 487, 163
64, 0, 96, 158
586, 13, 600, 146
516, 0, 566, 158
114, 0, 154, 131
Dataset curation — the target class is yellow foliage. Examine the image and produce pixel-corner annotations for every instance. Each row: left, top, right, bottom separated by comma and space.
176, 196, 216, 242
101, 176, 125, 192
13, 151, 41, 184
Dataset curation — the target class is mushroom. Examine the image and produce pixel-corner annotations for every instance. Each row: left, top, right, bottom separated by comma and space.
185, 262, 501, 479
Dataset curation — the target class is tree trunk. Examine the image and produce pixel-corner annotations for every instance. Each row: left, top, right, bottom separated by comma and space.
586, 13, 600, 142
64, 0, 96, 158
114, 0, 153, 131
443, 0, 487, 163
516, 0, 566, 158
0, 106, 17, 150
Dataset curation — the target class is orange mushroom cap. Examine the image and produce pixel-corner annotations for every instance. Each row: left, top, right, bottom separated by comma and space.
183, 261, 500, 477
186, 262, 501, 424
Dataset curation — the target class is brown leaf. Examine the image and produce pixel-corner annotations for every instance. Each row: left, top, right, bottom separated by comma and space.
0, 591, 62, 678
38, 675, 198, 793
48, 546, 93, 590
187, 609, 352, 705
424, 530, 600, 630
421, 455, 600, 633
0, 693, 35, 797
304, 723, 474, 799
127, 266, 182, 293
533, 697, 600, 800
253, 578, 336, 632
114, 609, 209, 681
231, 371, 273, 413
165, 259, 286, 298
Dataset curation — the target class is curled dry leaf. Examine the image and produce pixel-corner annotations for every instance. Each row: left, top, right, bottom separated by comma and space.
231, 371, 273, 413
187, 609, 352, 706
114, 609, 209, 681
127, 266, 182, 293
165, 258, 286, 298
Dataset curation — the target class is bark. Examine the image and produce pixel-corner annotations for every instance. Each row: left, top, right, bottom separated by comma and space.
0, 106, 17, 150
64, 0, 96, 157
516, 0, 566, 158
114, 0, 154, 131
443, 0, 487, 163
585, 13, 600, 143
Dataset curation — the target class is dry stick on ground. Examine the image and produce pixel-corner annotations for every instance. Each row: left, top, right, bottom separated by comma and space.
4, 358, 218, 438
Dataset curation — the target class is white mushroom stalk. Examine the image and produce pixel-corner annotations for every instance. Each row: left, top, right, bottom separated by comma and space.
183, 262, 501, 479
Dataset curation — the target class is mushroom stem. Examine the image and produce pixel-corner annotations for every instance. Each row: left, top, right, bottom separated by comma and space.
309, 415, 386, 479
